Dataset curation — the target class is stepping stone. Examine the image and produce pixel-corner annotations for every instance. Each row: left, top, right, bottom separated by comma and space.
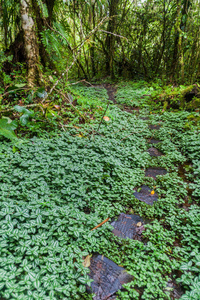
133, 185, 158, 205
147, 147, 163, 157
87, 255, 133, 300
164, 280, 184, 299
148, 138, 161, 144
111, 213, 145, 240
145, 167, 167, 179
149, 124, 161, 130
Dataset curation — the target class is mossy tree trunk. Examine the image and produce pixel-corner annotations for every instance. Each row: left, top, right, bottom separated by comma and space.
105, 0, 119, 79
20, 0, 41, 86
32, 0, 55, 67
171, 0, 190, 82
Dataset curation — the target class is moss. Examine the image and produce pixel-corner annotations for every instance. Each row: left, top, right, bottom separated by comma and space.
179, 85, 196, 108
152, 84, 200, 110
186, 97, 200, 110
163, 100, 168, 110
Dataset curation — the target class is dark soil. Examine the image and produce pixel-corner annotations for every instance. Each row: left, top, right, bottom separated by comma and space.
145, 167, 167, 179
147, 147, 164, 157
148, 138, 161, 144
148, 124, 162, 130
139, 116, 149, 120
165, 280, 184, 299
122, 105, 140, 113
102, 84, 117, 103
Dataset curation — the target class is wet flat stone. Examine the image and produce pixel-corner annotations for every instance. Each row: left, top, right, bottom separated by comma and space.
164, 280, 184, 299
111, 213, 145, 240
147, 147, 163, 157
148, 138, 161, 144
145, 167, 167, 179
133, 185, 158, 205
149, 124, 162, 130
87, 255, 133, 300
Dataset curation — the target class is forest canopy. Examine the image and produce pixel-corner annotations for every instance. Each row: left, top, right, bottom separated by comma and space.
0, 0, 200, 85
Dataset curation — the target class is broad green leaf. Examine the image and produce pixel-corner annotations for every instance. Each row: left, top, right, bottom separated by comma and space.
36, 88, 47, 98
34, 280, 40, 289
15, 83, 26, 88
78, 277, 88, 284
0, 118, 18, 141
14, 106, 34, 125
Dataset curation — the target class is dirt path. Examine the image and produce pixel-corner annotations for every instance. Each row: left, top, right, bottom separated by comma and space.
93, 83, 117, 103
102, 84, 117, 103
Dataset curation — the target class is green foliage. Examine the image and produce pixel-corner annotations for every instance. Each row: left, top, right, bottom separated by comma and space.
70, 84, 109, 112
149, 84, 200, 111
169, 206, 200, 299
0, 117, 18, 141
0, 52, 14, 89
180, 131, 200, 200
178, 250, 200, 300
0, 82, 200, 299
0, 106, 151, 299
116, 81, 151, 107
14, 105, 34, 126
1, 0, 200, 82
36, 0, 48, 18
150, 85, 188, 106
40, 22, 71, 68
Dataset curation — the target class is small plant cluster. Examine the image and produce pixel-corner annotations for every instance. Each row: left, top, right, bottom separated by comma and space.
115, 81, 151, 108
0, 83, 110, 140
180, 131, 200, 200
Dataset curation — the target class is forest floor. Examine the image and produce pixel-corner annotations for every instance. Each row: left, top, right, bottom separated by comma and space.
0, 81, 200, 300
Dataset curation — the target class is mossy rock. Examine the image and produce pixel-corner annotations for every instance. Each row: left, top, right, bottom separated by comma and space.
167, 84, 200, 110
185, 97, 200, 110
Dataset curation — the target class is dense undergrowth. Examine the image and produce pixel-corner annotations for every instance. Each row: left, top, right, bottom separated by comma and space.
0, 81, 200, 300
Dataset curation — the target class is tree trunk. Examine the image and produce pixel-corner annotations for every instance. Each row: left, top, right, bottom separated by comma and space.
32, 0, 55, 67
20, 0, 41, 86
90, 4, 96, 77
171, 0, 190, 82
46, 0, 55, 25
105, 0, 119, 79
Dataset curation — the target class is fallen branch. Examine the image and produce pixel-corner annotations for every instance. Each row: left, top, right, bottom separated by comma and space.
91, 218, 110, 231
67, 79, 93, 86
96, 100, 110, 132
0, 103, 42, 113
1, 87, 31, 97
99, 29, 128, 41
120, 129, 145, 141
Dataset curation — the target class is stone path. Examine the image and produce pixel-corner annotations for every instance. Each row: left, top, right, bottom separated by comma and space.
86, 86, 183, 300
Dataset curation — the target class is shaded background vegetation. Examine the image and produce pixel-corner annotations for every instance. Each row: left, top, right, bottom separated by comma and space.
0, 0, 200, 86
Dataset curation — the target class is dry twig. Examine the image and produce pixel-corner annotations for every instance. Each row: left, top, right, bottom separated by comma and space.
91, 218, 110, 231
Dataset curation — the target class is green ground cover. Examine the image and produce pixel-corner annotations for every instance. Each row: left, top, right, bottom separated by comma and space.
0, 82, 200, 299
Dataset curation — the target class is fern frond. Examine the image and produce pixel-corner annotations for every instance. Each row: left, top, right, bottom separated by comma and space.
36, 0, 48, 18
